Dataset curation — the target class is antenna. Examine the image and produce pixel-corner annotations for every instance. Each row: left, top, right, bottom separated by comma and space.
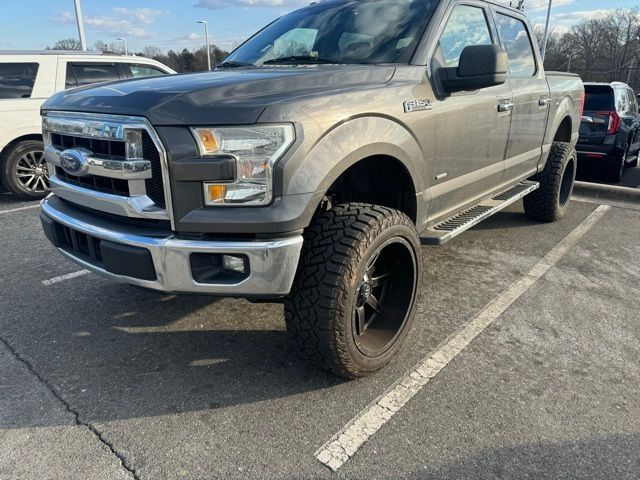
517, 0, 525, 9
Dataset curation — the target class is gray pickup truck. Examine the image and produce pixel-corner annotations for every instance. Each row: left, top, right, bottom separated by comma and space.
39, 0, 583, 378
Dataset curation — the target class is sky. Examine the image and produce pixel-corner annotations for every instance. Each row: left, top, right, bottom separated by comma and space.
0, 0, 638, 53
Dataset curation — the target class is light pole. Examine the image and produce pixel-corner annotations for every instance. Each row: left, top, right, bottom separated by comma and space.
117, 37, 128, 55
74, 0, 87, 51
198, 20, 211, 71
541, 0, 553, 60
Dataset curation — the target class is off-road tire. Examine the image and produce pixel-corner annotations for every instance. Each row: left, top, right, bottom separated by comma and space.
524, 142, 576, 222
1, 140, 49, 199
285, 203, 421, 379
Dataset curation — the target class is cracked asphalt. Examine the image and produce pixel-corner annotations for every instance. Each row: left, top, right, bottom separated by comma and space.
0, 168, 639, 479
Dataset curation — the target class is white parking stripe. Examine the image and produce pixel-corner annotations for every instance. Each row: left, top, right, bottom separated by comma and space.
315, 205, 611, 471
0, 204, 40, 215
42, 270, 90, 286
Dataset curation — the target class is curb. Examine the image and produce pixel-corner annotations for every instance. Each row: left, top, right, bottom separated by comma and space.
572, 181, 640, 211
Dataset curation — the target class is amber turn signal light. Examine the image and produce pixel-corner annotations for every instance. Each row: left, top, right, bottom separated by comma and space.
205, 184, 227, 204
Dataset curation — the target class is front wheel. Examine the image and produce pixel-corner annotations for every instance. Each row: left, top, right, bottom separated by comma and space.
1, 140, 49, 199
524, 142, 576, 222
285, 203, 422, 379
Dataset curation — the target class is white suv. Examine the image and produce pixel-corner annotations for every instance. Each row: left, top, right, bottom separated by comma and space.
0, 51, 175, 198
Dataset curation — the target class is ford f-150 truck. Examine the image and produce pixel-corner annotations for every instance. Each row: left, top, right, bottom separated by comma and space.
39, 0, 584, 378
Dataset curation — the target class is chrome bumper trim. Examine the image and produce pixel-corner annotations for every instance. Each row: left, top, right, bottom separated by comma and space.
45, 145, 153, 180
41, 197, 303, 296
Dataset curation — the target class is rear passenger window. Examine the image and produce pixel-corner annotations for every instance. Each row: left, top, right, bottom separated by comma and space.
496, 14, 536, 77
438, 5, 492, 68
72, 63, 119, 86
0, 63, 39, 99
128, 64, 167, 78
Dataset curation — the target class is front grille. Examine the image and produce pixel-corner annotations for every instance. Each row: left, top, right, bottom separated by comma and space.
142, 131, 165, 208
56, 167, 130, 196
44, 113, 170, 223
51, 133, 125, 159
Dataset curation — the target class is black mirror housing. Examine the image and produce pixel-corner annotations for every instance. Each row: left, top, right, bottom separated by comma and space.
441, 44, 508, 93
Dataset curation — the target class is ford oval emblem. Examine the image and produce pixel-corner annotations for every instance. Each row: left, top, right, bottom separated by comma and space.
59, 148, 91, 177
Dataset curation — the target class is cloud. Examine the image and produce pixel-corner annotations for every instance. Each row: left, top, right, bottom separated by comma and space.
531, 9, 610, 33
195, 0, 306, 9
523, 0, 575, 12
172, 32, 205, 42
52, 8, 166, 39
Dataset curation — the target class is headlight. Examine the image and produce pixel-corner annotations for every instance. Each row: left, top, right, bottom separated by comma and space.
191, 124, 295, 206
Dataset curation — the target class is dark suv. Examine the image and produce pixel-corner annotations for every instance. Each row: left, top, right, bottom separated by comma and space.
577, 82, 640, 182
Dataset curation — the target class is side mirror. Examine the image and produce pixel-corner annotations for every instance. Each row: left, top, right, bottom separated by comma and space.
440, 44, 508, 93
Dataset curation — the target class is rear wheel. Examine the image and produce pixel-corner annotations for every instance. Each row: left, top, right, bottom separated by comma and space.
607, 146, 627, 183
524, 142, 576, 222
1, 140, 49, 199
285, 203, 421, 379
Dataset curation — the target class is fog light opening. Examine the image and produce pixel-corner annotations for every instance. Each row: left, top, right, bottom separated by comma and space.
190, 253, 250, 284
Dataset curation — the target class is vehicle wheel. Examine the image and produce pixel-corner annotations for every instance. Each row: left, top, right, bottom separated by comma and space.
524, 142, 576, 222
1, 140, 49, 199
285, 203, 422, 379
607, 146, 627, 183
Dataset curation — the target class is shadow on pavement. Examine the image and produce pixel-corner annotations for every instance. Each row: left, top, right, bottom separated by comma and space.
406, 434, 640, 479
577, 163, 640, 189
2, 283, 343, 429
470, 210, 539, 231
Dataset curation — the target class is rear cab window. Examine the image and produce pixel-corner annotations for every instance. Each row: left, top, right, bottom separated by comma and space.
0, 63, 40, 99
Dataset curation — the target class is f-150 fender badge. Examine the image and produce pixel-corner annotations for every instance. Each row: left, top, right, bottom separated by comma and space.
403, 99, 433, 113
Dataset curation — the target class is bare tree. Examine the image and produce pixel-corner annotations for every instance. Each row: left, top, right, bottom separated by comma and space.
48, 38, 81, 50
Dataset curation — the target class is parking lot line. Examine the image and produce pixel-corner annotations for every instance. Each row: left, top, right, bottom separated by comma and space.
0, 204, 40, 215
315, 205, 611, 472
42, 269, 90, 286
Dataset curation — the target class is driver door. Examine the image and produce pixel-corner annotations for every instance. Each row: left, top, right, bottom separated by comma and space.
427, 2, 511, 223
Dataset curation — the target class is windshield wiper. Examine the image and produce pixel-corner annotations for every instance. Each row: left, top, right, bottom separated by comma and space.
263, 55, 343, 65
216, 61, 253, 69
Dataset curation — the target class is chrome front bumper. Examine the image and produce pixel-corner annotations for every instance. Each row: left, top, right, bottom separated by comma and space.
41, 197, 303, 296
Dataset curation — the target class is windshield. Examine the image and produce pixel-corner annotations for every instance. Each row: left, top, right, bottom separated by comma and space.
221, 0, 438, 67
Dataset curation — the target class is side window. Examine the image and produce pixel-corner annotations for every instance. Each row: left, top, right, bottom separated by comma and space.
128, 64, 167, 79
0, 62, 39, 99
615, 90, 626, 113
496, 14, 536, 77
438, 5, 493, 68
626, 90, 637, 113
72, 63, 119, 86
65, 63, 78, 89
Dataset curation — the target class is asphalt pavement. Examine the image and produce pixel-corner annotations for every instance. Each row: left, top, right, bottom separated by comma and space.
0, 168, 639, 479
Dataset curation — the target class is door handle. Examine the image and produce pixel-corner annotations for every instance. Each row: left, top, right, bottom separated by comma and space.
539, 97, 551, 107
498, 102, 514, 113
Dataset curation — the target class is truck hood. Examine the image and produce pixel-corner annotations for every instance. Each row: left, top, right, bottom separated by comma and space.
42, 65, 396, 126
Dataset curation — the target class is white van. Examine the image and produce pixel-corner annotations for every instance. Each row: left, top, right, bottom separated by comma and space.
0, 51, 175, 198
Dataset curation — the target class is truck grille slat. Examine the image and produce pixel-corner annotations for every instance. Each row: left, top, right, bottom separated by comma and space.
44, 113, 170, 224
